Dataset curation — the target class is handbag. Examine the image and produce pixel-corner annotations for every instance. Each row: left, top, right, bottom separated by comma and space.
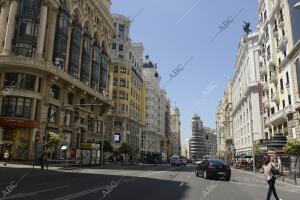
271, 166, 280, 176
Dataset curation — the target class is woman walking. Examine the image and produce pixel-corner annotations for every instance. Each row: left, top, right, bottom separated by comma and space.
263, 156, 282, 200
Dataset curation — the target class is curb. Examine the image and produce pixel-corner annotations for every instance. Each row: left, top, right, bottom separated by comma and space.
231, 168, 300, 188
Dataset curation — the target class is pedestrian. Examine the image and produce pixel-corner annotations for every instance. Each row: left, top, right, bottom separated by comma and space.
3, 150, 9, 166
263, 156, 282, 200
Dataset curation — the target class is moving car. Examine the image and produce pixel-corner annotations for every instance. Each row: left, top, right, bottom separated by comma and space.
194, 159, 231, 181
170, 156, 186, 166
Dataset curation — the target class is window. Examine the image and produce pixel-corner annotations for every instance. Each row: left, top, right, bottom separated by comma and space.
68, 17, 82, 78
280, 79, 283, 91
48, 105, 58, 123
53, 0, 70, 69
67, 93, 74, 105
288, 95, 292, 105
12, 0, 40, 57
120, 67, 126, 73
114, 66, 118, 73
271, 107, 275, 115
119, 79, 126, 87
286, 72, 290, 86
112, 43, 116, 49
4, 73, 35, 91
118, 24, 125, 38
267, 46, 271, 60
296, 59, 300, 98
50, 85, 60, 99
282, 100, 285, 108
81, 29, 92, 84
113, 90, 118, 99
64, 110, 72, 126
91, 45, 101, 89
119, 44, 123, 51
88, 117, 94, 131
119, 91, 126, 100
1, 96, 32, 119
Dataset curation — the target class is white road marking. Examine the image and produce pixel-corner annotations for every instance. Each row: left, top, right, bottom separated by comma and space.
53, 186, 107, 200
180, 182, 185, 187
6, 186, 69, 199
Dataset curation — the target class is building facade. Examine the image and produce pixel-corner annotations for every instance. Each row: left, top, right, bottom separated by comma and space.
170, 106, 181, 156
258, 0, 300, 140
141, 55, 161, 160
107, 14, 145, 160
189, 114, 205, 159
232, 31, 264, 157
0, 0, 114, 161
216, 80, 233, 155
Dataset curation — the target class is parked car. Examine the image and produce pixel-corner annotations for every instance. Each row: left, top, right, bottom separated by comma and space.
195, 159, 231, 181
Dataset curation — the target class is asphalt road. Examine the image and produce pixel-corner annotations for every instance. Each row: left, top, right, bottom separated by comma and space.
0, 164, 299, 200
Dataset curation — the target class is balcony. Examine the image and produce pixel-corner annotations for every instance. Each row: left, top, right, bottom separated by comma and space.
0, 55, 112, 105
268, 105, 294, 125
278, 36, 288, 51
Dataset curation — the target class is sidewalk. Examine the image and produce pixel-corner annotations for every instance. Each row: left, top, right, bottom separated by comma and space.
232, 168, 300, 188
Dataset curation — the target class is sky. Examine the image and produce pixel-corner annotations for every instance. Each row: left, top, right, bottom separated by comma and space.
111, 0, 259, 144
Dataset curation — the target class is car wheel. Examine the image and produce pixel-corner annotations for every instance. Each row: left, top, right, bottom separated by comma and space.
203, 170, 208, 179
195, 169, 199, 177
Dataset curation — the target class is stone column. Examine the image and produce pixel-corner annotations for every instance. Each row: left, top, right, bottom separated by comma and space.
36, 3, 48, 58
2, 0, 18, 55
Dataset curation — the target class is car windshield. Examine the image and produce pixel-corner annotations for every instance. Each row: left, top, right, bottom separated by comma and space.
210, 160, 226, 165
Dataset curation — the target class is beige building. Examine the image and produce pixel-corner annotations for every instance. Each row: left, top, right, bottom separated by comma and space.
170, 107, 181, 156
107, 14, 145, 160
0, 0, 114, 161
216, 80, 233, 155
258, 0, 300, 140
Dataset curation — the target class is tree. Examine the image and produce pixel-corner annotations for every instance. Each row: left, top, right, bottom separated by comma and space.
284, 139, 300, 185
118, 143, 132, 155
99, 141, 113, 153
46, 133, 61, 155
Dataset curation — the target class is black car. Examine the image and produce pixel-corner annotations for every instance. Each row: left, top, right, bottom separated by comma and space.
194, 159, 231, 181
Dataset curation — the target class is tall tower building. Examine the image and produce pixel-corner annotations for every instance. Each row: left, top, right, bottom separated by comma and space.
170, 107, 181, 156
189, 114, 205, 159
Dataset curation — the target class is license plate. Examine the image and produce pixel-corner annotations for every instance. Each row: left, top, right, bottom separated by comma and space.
218, 172, 225, 175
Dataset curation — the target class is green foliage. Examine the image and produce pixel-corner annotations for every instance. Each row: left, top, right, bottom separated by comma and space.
46, 133, 61, 153
284, 140, 300, 156
252, 143, 260, 154
100, 141, 113, 153
118, 143, 132, 155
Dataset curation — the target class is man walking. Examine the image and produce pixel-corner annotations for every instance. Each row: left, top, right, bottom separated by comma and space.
3, 150, 9, 166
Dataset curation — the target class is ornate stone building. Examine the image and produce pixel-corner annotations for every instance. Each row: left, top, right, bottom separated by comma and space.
0, 0, 114, 161
107, 14, 145, 160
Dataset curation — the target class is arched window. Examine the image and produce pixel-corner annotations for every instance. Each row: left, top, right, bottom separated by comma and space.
91, 39, 101, 90
68, 14, 82, 78
12, 0, 40, 57
99, 48, 109, 94
80, 25, 92, 84
53, 0, 70, 69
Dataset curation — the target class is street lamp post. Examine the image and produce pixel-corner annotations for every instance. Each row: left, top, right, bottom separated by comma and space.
41, 103, 105, 170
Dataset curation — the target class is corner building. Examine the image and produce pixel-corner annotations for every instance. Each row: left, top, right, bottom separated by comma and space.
0, 0, 114, 161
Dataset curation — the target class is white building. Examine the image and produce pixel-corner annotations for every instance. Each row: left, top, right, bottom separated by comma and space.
141, 55, 161, 157
232, 32, 264, 156
170, 107, 181, 156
